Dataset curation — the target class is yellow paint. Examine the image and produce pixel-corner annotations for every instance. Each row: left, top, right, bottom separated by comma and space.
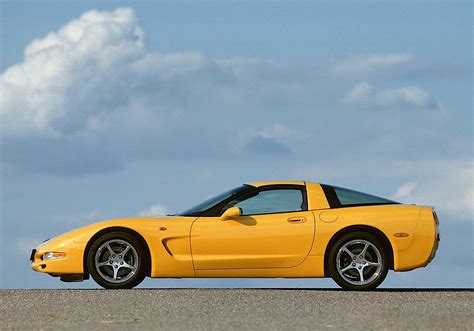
31, 181, 439, 280
191, 211, 315, 269
319, 211, 338, 223
219, 206, 241, 221
249, 180, 305, 187
306, 182, 330, 210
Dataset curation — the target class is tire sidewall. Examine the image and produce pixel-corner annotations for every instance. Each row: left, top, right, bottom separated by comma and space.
328, 231, 389, 291
87, 231, 147, 289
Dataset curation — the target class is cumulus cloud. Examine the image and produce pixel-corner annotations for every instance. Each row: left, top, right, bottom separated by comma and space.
0, 8, 145, 137
0, 7, 453, 178
342, 82, 442, 110
0, 8, 309, 140
138, 203, 169, 216
0, 8, 321, 174
330, 53, 418, 79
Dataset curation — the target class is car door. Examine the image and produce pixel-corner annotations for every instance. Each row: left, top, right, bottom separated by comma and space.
190, 185, 315, 270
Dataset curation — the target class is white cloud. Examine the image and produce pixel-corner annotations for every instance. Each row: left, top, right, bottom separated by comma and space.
247, 123, 311, 143
0, 7, 322, 174
331, 53, 417, 78
0, 8, 313, 141
342, 82, 442, 110
259, 124, 291, 140
139, 203, 169, 217
0, 8, 145, 137
393, 182, 418, 199
296, 159, 473, 221
391, 161, 473, 218
0, 7, 457, 179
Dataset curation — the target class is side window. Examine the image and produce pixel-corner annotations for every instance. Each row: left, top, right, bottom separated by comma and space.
332, 186, 396, 206
232, 189, 305, 215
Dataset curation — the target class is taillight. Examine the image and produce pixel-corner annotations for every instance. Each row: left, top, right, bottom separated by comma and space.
433, 210, 439, 225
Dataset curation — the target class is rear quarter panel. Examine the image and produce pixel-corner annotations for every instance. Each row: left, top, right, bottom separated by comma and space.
309, 205, 434, 271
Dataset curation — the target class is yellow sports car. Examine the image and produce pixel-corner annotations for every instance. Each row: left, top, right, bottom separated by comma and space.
31, 181, 439, 290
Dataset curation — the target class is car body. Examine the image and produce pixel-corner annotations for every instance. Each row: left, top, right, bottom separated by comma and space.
31, 181, 440, 290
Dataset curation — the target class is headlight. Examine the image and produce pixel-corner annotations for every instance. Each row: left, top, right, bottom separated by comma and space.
43, 252, 66, 261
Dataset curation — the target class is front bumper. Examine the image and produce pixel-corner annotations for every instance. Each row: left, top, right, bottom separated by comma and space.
30, 241, 86, 275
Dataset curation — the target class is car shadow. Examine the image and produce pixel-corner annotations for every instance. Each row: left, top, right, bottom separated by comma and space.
61, 287, 473, 292
144, 287, 472, 292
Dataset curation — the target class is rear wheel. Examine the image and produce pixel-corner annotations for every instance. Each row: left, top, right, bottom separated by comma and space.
87, 232, 147, 289
328, 231, 388, 291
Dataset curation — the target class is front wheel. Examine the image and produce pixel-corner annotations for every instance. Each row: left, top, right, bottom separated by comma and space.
87, 231, 147, 289
328, 232, 389, 291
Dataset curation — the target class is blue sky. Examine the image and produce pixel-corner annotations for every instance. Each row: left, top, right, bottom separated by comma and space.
0, 1, 472, 289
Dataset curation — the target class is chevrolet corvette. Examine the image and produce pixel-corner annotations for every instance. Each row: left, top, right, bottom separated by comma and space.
31, 181, 439, 290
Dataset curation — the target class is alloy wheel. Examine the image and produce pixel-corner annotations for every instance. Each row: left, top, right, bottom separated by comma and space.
94, 239, 139, 283
336, 239, 383, 286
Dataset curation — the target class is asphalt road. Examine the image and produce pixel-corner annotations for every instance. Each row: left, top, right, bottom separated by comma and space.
1, 289, 472, 330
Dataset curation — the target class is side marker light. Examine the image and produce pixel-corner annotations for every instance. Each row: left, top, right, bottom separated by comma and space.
393, 232, 410, 238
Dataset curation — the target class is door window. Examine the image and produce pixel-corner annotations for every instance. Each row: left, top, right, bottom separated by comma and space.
231, 188, 305, 215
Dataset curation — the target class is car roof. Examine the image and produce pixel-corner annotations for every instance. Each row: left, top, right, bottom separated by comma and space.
247, 180, 315, 187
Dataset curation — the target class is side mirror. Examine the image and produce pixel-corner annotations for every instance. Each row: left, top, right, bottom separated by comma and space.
220, 207, 241, 221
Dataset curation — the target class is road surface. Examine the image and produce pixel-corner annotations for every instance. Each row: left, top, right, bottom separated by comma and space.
1, 289, 472, 330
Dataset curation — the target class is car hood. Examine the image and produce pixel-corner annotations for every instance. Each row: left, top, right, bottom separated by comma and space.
36, 216, 194, 250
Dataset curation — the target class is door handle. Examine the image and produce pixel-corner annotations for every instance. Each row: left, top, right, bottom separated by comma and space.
287, 217, 306, 224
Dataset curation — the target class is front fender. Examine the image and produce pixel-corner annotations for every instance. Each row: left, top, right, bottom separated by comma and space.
32, 216, 196, 278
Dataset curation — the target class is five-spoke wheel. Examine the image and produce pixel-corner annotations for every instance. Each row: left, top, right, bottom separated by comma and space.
87, 232, 147, 289
328, 232, 388, 290
95, 239, 139, 283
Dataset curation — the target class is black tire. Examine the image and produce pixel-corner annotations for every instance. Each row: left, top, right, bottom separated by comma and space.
87, 231, 147, 289
328, 231, 389, 291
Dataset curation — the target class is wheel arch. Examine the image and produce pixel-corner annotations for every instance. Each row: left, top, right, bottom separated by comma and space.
83, 226, 152, 279
324, 225, 394, 277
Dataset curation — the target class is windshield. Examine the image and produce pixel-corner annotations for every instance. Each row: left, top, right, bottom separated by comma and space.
177, 185, 249, 216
